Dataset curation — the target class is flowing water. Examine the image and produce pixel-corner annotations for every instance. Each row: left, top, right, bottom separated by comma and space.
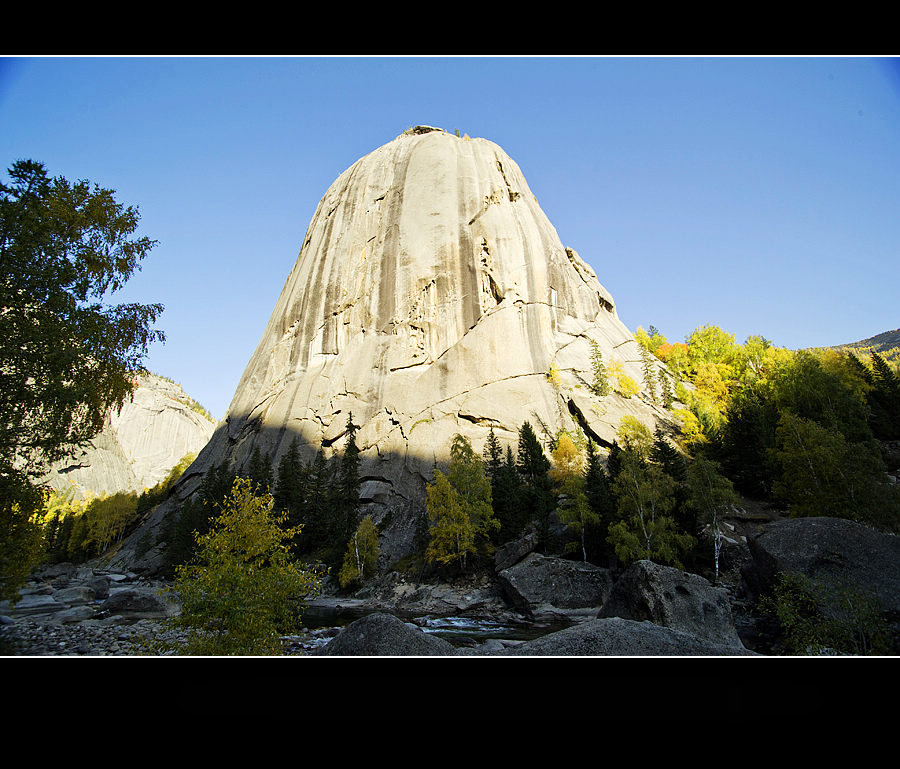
296, 603, 571, 650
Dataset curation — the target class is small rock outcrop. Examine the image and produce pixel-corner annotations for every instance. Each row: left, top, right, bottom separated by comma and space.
42, 373, 216, 499
598, 559, 745, 649
319, 612, 456, 656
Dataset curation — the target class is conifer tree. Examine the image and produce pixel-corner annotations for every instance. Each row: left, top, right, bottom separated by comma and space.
589, 339, 611, 396
517, 421, 555, 551
331, 413, 362, 563
494, 445, 526, 542
247, 444, 273, 493
483, 427, 503, 489
274, 437, 306, 531
583, 439, 616, 562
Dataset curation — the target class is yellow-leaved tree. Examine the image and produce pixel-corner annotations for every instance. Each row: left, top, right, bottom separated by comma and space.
168, 477, 322, 655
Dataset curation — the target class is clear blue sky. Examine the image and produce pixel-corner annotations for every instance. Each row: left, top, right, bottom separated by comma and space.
2, 55, 898, 420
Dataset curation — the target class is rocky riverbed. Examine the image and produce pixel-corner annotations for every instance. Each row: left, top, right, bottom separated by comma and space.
4, 515, 897, 657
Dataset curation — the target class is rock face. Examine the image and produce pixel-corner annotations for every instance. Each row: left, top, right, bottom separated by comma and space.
43, 373, 217, 499
117, 126, 670, 573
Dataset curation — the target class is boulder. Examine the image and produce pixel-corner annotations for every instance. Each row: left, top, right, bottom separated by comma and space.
320, 612, 456, 656
743, 517, 900, 621
598, 559, 745, 649
497, 552, 614, 619
52, 585, 97, 607
493, 531, 539, 572
100, 587, 178, 619
500, 616, 757, 656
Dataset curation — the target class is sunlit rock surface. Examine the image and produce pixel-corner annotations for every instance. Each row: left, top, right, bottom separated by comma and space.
43, 373, 217, 499
117, 126, 671, 571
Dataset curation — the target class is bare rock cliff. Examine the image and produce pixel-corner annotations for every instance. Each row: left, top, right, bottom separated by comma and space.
44, 373, 217, 499
115, 127, 671, 571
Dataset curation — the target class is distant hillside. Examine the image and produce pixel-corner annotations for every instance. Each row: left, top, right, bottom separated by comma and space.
826, 329, 900, 374
835, 329, 900, 355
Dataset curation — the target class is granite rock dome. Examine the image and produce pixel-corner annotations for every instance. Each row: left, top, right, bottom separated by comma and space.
114, 127, 671, 571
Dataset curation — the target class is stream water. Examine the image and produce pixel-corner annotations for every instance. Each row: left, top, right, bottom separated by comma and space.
297, 604, 572, 649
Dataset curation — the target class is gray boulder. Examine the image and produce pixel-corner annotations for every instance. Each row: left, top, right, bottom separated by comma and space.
52, 585, 97, 607
501, 617, 757, 656
598, 560, 745, 649
494, 531, 539, 572
744, 517, 900, 621
497, 552, 614, 619
100, 587, 178, 619
320, 612, 456, 656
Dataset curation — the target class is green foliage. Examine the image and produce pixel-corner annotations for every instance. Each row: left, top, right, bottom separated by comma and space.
609, 452, 695, 569
338, 516, 380, 589
492, 444, 527, 543
582, 440, 617, 563
551, 434, 600, 561
425, 468, 476, 570
246, 445, 273, 494
0, 159, 163, 598
758, 572, 892, 655
588, 339, 611, 396
517, 421, 556, 550
0, 469, 46, 604
332, 414, 362, 562
168, 478, 321, 655
686, 456, 739, 579
136, 451, 196, 515
425, 435, 499, 571
772, 412, 900, 530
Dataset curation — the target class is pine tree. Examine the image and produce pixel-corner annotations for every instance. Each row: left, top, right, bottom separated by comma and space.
302, 450, 332, 551
494, 445, 526, 542
517, 421, 556, 551
483, 427, 503, 489
639, 345, 658, 404
247, 444, 273, 493
332, 413, 361, 564
274, 437, 306, 534
583, 439, 616, 562
589, 339, 611, 396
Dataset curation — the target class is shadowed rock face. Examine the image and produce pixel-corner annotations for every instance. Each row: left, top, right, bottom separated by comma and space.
118, 127, 670, 572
